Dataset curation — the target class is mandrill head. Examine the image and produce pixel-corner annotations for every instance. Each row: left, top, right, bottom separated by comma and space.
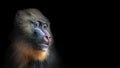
14, 8, 53, 51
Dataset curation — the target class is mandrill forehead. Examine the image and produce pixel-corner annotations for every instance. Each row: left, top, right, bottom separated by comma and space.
13, 8, 51, 36
15, 8, 50, 24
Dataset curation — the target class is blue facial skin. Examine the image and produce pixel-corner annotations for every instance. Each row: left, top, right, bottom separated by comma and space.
34, 28, 45, 39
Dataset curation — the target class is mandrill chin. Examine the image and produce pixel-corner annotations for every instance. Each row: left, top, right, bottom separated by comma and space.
2, 8, 64, 68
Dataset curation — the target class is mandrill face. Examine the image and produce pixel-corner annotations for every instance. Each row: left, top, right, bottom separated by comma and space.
30, 19, 52, 51
14, 9, 52, 51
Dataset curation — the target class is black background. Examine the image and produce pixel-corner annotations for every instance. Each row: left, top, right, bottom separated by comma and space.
0, 2, 106, 68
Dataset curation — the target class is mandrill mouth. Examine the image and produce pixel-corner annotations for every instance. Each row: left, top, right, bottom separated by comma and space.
37, 44, 49, 51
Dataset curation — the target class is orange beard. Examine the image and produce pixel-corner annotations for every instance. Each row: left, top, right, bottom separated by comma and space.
12, 40, 49, 64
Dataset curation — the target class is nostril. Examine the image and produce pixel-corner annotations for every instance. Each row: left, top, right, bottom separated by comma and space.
43, 36, 49, 43
45, 35, 51, 39
45, 36, 49, 39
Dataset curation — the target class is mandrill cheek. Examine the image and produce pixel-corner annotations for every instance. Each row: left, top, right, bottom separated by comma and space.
34, 28, 52, 44
34, 28, 45, 38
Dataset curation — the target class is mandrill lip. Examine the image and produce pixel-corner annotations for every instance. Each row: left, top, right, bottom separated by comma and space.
38, 44, 49, 51
40, 44, 48, 48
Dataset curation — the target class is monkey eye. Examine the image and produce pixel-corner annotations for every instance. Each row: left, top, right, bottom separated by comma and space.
43, 23, 48, 29
34, 21, 39, 27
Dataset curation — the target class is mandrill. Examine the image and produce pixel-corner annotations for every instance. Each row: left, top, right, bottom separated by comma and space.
3, 8, 64, 68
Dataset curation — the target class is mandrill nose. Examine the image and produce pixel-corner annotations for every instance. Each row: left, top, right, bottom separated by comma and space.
43, 35, 51, 44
